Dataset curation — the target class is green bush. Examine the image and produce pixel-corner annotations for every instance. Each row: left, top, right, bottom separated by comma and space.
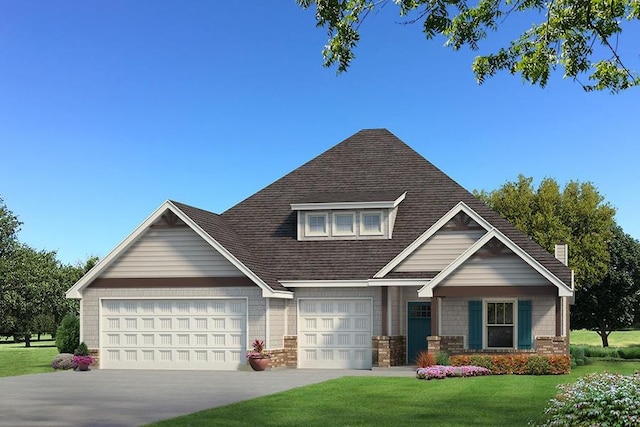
583, 346, 621, 358
619, 346, 640, 359
55, 314, 79, 354
450, 354, 571, 375
74, 341, 89, 356
527, 356, 551, 375
537, 372, 640, 426
570, 345, 588, 366
435, 351, 450, 366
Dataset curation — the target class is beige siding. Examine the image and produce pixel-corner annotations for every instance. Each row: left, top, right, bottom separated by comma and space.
439, 253, 551, 287
101, 226, 244, 278
286, 287, 383, 337
268, 298, 286, 348
439, 296, 557, 347
81, 286, 264, 350
394, 230, 485, 272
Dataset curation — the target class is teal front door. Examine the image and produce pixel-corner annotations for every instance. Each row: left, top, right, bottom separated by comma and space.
408, 302, 432, 365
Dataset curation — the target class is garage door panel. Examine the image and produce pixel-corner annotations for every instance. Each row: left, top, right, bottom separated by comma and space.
298, 298, 372, 369
100, 299, 246, 370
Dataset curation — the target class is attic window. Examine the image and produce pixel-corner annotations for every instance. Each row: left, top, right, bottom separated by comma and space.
306, 213, 328, 236
333, 213, 356, 236
361, 212, 382, 235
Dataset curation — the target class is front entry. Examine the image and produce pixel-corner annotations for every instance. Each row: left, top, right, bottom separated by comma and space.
407, 302, 431, 365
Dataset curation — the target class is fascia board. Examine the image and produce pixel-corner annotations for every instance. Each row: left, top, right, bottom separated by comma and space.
65, 200, 177, 299
375, 201, 492, 278
290, 192, 406, 211
417, 228, 574, 297
367, 278, 431, 287
279, 280, 369, 287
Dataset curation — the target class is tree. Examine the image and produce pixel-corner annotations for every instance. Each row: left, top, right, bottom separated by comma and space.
476, 175, 616, 289
0, 197, 21, 258
297, 0, 640, 93
572, 225, 640, 347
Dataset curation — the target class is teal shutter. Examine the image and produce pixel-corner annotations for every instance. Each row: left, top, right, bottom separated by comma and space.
518, 300, 532, 349
468, 300, 482, 350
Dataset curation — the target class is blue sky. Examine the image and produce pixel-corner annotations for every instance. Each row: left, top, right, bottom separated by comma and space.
1, 1, 638, 265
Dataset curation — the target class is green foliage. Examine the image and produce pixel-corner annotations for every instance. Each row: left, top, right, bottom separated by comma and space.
475, 175, 616, 290
537, 372, 640, 426
0, 197, 21, 258
435, 350, 450, 366
570, 345, 589, 366
450, 354, 572, 375
527, 355, 551, 375
619, 347, 640, 359
572, 225, 640, 346
74, 341, 89, 356
55, 314, 79, 354
296, 0, 640, 92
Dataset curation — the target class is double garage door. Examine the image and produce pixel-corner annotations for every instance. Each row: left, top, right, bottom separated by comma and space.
298, 298, 373, 369
100, 298, 246, 370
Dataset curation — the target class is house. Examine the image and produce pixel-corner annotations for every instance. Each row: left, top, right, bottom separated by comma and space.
66, 129, 574, 370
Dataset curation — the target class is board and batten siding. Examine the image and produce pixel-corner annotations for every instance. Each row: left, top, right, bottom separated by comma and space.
394, 229, 486, 272
438, 253, 551, 287
100, 226, 244, 278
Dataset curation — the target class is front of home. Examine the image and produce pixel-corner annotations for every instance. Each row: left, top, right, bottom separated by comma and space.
66, 129, 573, 370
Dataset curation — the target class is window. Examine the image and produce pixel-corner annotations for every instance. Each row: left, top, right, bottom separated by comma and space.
333, 213, 355, 236
360, 212, 382, 235
306, 213, 328, 236
486, 301, 514, 348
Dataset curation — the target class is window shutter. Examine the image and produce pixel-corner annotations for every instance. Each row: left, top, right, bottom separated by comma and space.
468, 300, 482, 350
518, 300, 532, 350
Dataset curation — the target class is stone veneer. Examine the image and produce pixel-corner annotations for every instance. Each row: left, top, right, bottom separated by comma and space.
268, 335, 298, 368
427, 335, 569, 355
372, 336, 406, 367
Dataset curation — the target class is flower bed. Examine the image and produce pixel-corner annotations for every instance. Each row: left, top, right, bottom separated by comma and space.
449, 354, 571, 375
416, 365, 492, 380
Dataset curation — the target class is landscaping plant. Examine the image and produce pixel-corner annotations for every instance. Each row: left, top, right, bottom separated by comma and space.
51, 353, 74, 370
55, 314, 79, 354
416, 365, 491, 380
414, 351, 435, 368
537, 372, 640, 426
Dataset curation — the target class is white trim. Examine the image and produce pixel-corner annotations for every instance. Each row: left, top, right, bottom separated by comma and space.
291, 192, 406, 211
374, 202, 493, 278
79, 299, 84, 344
360, 211, 384, 236
305, 212, 329, 237
265, 299, 270, 350
279, 278, 431, 288
333, 212, 356, 236
66, 200, 293, 300
483, 298, 517, 350
416, 227, 574, 298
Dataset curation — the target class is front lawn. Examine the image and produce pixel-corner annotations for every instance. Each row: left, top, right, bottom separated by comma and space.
571, 329, 640, 347
0, 335, 58, 377
148, 361, 640, 427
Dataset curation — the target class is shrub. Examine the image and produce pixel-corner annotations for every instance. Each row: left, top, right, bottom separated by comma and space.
537, 372, 640, 426
55, 314, 79, 354
51, 353, 74, 370
416, 365, 491, 380
435, 351, 449, 366
449, 354, 571, 375
414, 351, 436, 367
583, 346, 621, 358
74, 341, 89, 356
619, 346, 640, 360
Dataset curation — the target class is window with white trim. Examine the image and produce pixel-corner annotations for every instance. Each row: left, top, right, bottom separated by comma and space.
360, 212, 382, 235
486, 301, 514, 348
333, 212, 355, 236
306, 213, 328, 236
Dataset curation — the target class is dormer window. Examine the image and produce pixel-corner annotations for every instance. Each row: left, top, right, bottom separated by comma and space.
333, 213, 356, 236
361, 212, 382, 235
306, 213, 328, 236
292, 191, 406, 241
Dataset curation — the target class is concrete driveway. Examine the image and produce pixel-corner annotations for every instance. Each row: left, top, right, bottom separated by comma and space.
0, 367, 414, 427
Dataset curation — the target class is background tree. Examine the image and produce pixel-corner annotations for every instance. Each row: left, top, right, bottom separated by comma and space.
297, 0, 640, 93
475, 175, 616, 289
0, 197, 21, 258
572, 225, 640, 346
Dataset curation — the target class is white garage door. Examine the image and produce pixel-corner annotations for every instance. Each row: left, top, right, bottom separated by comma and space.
298, 298, 372, 369
100, 298, 246, 370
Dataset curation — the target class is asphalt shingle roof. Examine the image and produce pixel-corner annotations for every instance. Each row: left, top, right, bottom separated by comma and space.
174, 129, 572, 291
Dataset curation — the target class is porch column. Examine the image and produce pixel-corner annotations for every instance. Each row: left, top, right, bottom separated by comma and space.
555, 296, 562, 336
431, 295, 439, 336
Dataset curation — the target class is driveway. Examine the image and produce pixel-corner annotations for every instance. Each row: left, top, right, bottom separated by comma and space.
0, 367, 414, 427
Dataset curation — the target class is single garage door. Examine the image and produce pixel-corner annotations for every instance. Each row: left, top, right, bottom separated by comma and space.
100, 298, 246, 370
298, 298, 372, 369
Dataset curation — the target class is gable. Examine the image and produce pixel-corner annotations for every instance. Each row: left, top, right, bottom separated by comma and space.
99, 224, 244, 279
393, 213, 486, 273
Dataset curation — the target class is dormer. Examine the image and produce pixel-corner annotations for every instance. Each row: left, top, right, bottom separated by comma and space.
291, 191, 406, 241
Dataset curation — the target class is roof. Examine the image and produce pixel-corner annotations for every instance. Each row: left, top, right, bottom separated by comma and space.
208, 128, 572, 288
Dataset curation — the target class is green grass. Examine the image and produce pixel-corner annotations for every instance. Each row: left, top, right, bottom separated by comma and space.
148, 361, 640, 427
0, 335, 58, 377
571, 329, 640, 347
